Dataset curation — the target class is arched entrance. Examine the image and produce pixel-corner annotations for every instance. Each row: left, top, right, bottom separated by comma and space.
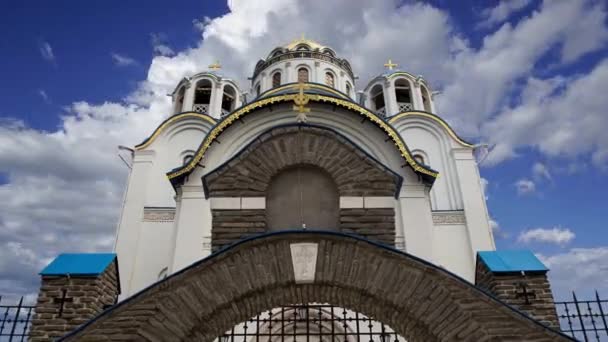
267, 165, 339, 230
62, 232, 571, 342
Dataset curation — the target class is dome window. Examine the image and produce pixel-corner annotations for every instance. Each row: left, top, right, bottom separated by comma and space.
183, 154, 194, 165
221, 85, 236, 117
298, 68, 309, 83
272, 72, 281, 88
413, 154, 425, 165
174, 86, 185, 114
346, 82, 352, 97
255, 83, 261, 97
193, 79, 212, 114
325, 72, 335, 88
394, 79, 413, 112
370, 84, 385, 117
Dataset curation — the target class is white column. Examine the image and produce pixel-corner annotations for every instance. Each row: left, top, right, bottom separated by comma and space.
384, 81, 397, 117
182, 83, 194, 112
398, 184, 435, 261
452, 148, 496, 256
115, 150, 154, 298
170, 185, 211, 273
412, 84, 423, 111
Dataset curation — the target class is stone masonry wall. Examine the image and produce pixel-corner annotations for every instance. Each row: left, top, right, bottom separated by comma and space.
212, 209, 266, 252
29, 261, 119, 341
339, 208, 395, 246
475, 260, 560, 329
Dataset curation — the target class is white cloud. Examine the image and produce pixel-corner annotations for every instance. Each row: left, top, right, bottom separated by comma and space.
539, 247, 608, 298
478, 0, 533, 28
515, 178, 536, 195
480, 177, 489, 200
39, 41, 55, 62
151, 33, 175, 56
38, 89, 50, 103
518, 226, 575, 245
532, 162, 551, 181
111, 52, 137, 67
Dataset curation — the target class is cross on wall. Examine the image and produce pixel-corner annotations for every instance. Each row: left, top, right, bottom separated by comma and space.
516, 282, 537, 305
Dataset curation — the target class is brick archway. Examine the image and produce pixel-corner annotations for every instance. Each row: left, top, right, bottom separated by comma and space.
62, 232, 570, 342
203, 125, 402, 198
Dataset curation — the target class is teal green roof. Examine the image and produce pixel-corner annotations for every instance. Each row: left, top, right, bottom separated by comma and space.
40, 253, 116, 276
477, 250, 548, 273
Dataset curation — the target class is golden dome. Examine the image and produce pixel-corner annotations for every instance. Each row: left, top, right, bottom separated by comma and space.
284, 35, 327, 51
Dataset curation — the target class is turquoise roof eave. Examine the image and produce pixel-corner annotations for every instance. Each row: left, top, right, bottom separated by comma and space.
477, 250, 548, 273
40, 253, 117, 276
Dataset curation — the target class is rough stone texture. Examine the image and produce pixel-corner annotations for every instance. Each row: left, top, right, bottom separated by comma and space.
212, 209, 266, 251
204, 126, 400, 197
475, 259, 560, 330
29, 261, 119, 342
62, 232, 571, 342
340, 208, 395, 246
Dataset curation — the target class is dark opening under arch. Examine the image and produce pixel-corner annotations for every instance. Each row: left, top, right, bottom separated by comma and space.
266, 165, 339, 230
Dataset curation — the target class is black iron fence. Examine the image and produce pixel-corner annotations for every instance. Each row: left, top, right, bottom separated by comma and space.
0, 296, 35, 342
0, 292, 607, 341
556, 291, 608, 342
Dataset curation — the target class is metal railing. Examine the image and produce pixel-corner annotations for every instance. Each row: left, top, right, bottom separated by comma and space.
556, 291, 608, 341
0, 296, 35, 342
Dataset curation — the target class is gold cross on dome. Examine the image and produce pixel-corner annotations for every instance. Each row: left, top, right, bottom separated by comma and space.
384, 59, 398, 70
208, 61, 222, 71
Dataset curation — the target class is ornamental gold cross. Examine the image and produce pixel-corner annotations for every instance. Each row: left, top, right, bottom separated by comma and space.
384, 59, 398, 70
293, 82, 311, 122
208, 61, 222, 71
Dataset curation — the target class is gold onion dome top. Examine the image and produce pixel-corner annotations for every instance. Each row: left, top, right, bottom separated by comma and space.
284, 36, 327, 51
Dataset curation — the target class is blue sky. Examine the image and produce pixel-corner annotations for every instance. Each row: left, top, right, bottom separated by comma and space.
1, 0, 607, 301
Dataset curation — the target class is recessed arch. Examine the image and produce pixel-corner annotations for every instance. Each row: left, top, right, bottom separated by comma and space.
61, 231, 571, 342
389, 111, 474, 148
135, 113, 216, 150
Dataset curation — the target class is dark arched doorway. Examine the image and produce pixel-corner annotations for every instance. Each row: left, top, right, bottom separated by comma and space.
266, 165, 339, 230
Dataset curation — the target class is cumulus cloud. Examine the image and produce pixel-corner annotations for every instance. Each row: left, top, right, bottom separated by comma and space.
111, 52, 138, 67
532, 162, 551, 181
539, 247, 608, 298
2, 0, 608, 298
518, 227, 575, 246
39, 41, 55, 62
515, 178, 536, 195
151, 33, 175, 57
478, 0, 533, 28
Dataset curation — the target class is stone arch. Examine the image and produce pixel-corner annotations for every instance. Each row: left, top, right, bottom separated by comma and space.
62, 231, 571, 342
203, 125, 402, 198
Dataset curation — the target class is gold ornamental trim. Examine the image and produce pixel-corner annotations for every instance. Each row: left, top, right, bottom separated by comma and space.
167, 93, 438, 180
388, 112, 474, 148
135, 112, 217, 150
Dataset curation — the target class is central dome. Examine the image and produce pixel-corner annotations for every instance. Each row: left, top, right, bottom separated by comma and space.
283, 37, 327, 51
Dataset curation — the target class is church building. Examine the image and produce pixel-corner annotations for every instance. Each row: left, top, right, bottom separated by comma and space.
28, 38, 570, 341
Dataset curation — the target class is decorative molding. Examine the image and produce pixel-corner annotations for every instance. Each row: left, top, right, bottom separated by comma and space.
143, 207, 176, 222
432, 211, 466, 225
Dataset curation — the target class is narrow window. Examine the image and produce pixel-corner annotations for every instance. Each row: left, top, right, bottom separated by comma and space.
370, 84, 385, 116
221, 85, 236, 116
395, 79, 413, 112
272, 72, 281, 88
325, 72, 335, 88
255, 83, 261, 97
345, 82, 352, 97
413, 154, 425, 164
298, 68, 309, 83
193, 79, 212, 114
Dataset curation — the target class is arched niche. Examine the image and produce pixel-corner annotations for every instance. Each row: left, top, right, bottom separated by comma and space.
266, 165, 339, 230
194, 79, 213, 114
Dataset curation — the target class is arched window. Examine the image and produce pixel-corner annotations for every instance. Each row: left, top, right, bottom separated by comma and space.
345, 82, 352, 97
255, 83, 261, 97
183, 154, 194, 165
221, 85, 236, 116
193, 79, 212, 114
370, 84, 385, 117
413, 154, 425, 164
298, 68, 309, 83
158, 267, 168, 280
266, 165, 339, 230
325, 72, 335, 88
174, 86, 185, 114
395, 79, 413, 112
421, 85, 432, 112
272, 72, 281, 88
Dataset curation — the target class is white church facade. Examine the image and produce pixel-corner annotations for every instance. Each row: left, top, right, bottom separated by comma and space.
115, 38, 496, 298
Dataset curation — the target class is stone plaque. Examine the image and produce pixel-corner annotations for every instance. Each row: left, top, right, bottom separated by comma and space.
290, 243, 318, 284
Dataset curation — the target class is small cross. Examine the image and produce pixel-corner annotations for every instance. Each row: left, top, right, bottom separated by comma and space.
515, 282, 536, 305
384, 59, 398, 70
53, 289, 74, 317
208, 61, 222, 71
